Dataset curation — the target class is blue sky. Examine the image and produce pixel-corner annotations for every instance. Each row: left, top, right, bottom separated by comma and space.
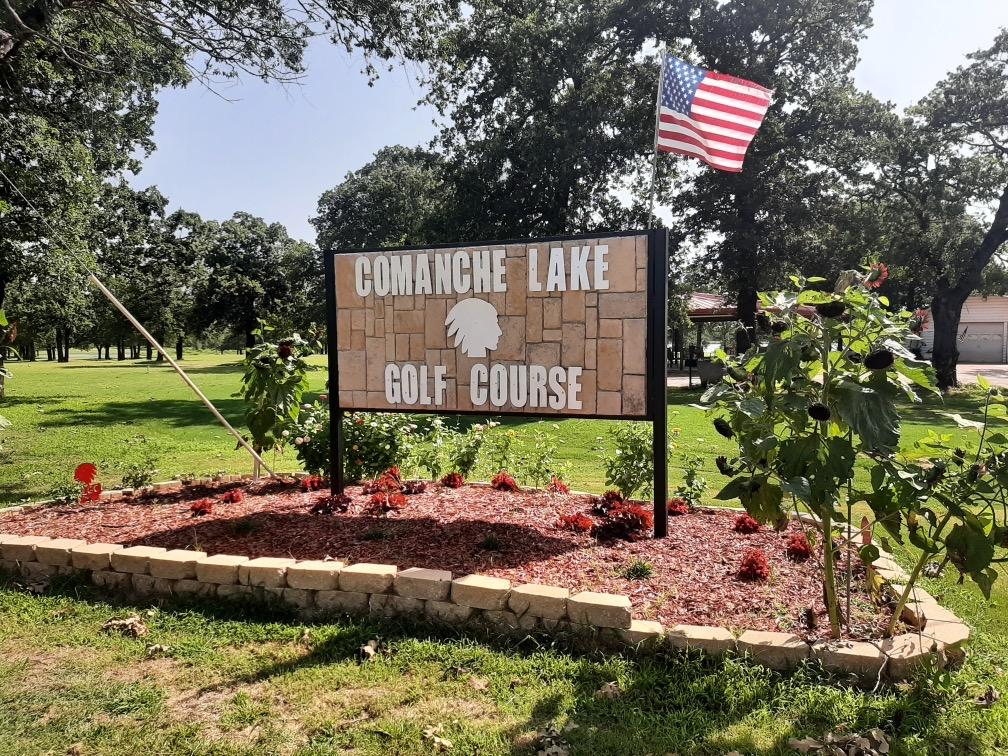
132, 1, 1008, 243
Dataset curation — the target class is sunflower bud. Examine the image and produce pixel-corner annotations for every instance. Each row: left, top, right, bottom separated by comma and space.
808, 403, 831, 422
864, 348, 894, 370
716, 455, 735, 476
714, 418, 734, 439
756, 312, 772, 332
815, 300, 846, 319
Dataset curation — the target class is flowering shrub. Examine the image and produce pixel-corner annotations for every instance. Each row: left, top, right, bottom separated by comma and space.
441, 472, 464, 488
591, 489, 624, 516
220, 489, 244, 504
667, 497, 689, 516
547, 475, 570, 495
363, 466, 403, 494
786, 531, 812, 562
311, 493, 351, 515
738, 549, 771, 581
673, 452, 707, 508
603, 422, 653, 498
74, 463, 102, 503
733, 513, 761, 534
491, 471, 519, 492
556, 512, 593, 533
190, 498, 214, 517
402, 479, 427, 495
237, 323, 319, 466
302, 474, 326, 492
591, 502, 653, 542
367, 491, 407, 515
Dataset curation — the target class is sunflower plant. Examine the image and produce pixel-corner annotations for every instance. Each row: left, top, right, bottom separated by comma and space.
702, 263, 937, 638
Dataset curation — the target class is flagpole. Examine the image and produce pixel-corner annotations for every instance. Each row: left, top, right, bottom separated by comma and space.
647, 48, 666, 229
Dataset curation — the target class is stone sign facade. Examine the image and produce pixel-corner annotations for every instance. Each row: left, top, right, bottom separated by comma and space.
328, 231, 652, 418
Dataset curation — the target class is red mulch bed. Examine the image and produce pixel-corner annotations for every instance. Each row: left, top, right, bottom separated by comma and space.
0, 481, 891, 641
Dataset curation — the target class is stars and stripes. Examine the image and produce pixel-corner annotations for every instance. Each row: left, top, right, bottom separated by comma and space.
656, 54, 771, 173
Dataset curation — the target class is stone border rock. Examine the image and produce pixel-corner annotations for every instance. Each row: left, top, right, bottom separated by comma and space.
0, 522, 970, 682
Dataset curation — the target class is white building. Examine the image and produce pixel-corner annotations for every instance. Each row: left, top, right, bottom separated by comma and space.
919, 295, 1008, 364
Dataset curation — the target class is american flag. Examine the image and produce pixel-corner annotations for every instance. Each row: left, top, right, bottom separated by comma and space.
656, 54, 771, 173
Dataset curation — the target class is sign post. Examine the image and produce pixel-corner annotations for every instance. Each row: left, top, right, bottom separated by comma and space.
324, 230, 670, 535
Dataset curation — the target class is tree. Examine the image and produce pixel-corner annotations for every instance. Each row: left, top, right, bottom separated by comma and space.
419, 0, 696, 240
677, 0, 880, 347
1, 0, 455, 83
902, 31, 1008, 389
194, 213, 306, 347
313, 146, 448, 250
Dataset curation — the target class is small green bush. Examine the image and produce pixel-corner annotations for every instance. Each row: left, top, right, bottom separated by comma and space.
603, 423, 653, 498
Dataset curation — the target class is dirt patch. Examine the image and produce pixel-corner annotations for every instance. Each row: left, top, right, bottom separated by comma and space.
0, 480, 890, 640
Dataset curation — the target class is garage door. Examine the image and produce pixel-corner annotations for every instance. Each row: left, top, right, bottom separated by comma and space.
958, 322, 1004, 363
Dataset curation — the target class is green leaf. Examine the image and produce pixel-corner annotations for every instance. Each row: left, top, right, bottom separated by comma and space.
0, 309, 7, 327
738, 397, 767, 419
977, 374, 991, 391
942, 413, 984, 431
945, 523, 995, 573
714, 477, 750, 501
742, 481, 785, 523
782, 476, 810, 503
969, 568, 998, 600
832, 374, 900, 452
859, 544, 880, 565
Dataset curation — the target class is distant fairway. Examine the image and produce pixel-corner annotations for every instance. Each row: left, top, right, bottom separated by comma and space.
0, 350, 993, 507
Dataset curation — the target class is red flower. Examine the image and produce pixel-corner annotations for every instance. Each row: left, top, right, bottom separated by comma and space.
311, 493, 351, 515
440, 472, 464, 488
74, 463, 98, 485
302, 475, 327, 492
591, 502, 653, 542
556, 512, 593, 532
79, 483, 102, 504
491, 471, 520, 492
547, 476, 570, 495
667, 497, 689, 516
362, 467, 402, 494
220, 489, 244, 504
738, 548, 771, 581
367, 491, 406, 515
785, 531, 812, 562
591, 489, 624, 516
864, 262, 889, 289
733, 513, 761, 534
190, 498, 214, 517
402, 479, 427, 495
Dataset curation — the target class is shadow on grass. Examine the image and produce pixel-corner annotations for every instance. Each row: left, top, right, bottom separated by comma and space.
2, 570, 979, 756
33, 398, 248, 428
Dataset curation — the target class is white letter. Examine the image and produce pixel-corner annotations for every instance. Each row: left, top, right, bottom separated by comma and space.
491, 249, 507, 292
570, 246, 590, 290
434, 252, 452, 294
529, 366, 548, 407
384, 363, 400, 403
470, 364, 488, 405
566, 366, 583, 409
355, 256, 372, 297
527, 248, 542, 292
594, 245, 609, 290
433, 365, 447, 405
508, 365, 528, 408
373, 255, 390, 296
389, 254, 413, 296
401, 364, 419, 404
472, 249, 491, 293
414, 253, 432, 295
452, 250, 471, 293
546, 247, 566, 292
547, 367, 566, 410
489, 364, 508, 407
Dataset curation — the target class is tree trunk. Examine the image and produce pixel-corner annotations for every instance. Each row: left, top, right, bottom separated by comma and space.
175, 336, 183, 360
117, 340, 125, 360
146, 343, 152, 360
931, 293, 965, 390
245, 329, 256, 348
930, 183, 1008, 391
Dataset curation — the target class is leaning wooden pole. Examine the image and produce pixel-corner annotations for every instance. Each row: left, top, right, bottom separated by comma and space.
87, 273, 277, 477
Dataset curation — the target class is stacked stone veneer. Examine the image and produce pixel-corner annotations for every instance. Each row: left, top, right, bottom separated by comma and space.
0, 526, 970, 683
332, 235, 650, 416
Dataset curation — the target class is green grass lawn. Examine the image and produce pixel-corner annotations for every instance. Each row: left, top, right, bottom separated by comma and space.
0, 572, 1004, 756
1, 352, 1007, 754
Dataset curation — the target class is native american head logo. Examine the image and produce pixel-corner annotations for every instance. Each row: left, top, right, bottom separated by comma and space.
445, 298, 502, 358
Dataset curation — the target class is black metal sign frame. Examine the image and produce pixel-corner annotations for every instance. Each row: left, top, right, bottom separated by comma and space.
323, 228, 670, 536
